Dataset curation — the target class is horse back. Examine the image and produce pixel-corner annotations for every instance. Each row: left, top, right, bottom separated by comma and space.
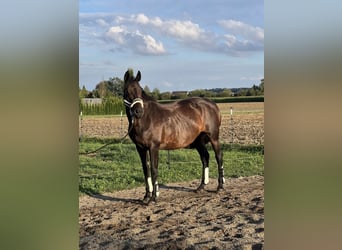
167, 97, 221, 137
178, 97, 221, 125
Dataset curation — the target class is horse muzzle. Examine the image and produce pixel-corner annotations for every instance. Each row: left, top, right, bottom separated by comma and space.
132, 105, 144, 118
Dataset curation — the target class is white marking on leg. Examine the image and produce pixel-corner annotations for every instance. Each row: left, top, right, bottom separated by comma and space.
147, 177, 153, 192
155, 181, 159, 197
221, 165, 225, 184
204, 167, 209, 184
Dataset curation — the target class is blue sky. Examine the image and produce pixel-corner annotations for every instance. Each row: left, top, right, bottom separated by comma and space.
80, 0, 264, 92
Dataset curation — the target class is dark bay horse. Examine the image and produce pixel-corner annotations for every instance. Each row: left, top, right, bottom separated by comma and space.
123, 70, 225, 204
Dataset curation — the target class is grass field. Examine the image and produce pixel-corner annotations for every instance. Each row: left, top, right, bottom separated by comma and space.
79, 138, 264, 194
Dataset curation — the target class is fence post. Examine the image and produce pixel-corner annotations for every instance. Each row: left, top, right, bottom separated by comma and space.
230, 106, 234, 147
79, 110, 83, 141
120, 110, 123, 136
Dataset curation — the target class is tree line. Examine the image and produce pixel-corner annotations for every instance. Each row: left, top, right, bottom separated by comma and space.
79, 76, 264, 100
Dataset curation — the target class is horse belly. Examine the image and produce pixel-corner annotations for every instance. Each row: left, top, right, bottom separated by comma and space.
159, 123, 200, 150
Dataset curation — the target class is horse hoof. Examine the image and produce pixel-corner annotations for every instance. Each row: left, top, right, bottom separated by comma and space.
216, 186, 224, 193
142, 196, 158, 205
142, 196, 151, 205
151, 196, 157, 203
195, 185, 205, 193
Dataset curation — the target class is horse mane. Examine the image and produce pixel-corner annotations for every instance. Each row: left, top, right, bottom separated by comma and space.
142, 88, 157, 102
127, 68, 134, 78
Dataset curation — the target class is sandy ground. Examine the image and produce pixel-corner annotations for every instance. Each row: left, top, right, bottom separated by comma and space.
79, 176, 264, 249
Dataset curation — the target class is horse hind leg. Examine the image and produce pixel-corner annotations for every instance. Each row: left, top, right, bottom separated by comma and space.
210, 138, 225, 191
149, 146, 160, 203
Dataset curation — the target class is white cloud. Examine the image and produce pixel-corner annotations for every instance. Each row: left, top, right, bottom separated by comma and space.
222, 34, 262, 52
135, 13, 149, 24
120, 13, 205, 42
162, 20, 203, 41
81, 12, 263, 56
106, 26, 126, 44
132, 30, 166, 55
95, 18, 108, 27
224, 34, 237, 48
150, 16, 163, 27
114, 13, 263, 54
218, 19, 264, 53
219, 19, 264, 41
105, 26, 166, 55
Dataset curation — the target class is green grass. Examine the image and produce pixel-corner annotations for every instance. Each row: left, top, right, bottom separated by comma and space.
79, 138, 264, 195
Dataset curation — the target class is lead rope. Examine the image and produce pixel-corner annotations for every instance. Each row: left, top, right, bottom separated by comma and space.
80, 98, 140, 156
79, 117, 134, 156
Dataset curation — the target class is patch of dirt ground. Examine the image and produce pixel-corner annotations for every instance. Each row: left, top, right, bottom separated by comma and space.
79, 175, 264, 249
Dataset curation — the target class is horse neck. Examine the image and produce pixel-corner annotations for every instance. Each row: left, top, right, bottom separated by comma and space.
142, 91, 156, 103
140, 92, 158, 112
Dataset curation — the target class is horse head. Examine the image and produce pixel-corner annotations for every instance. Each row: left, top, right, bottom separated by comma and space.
123, 70, 144, 118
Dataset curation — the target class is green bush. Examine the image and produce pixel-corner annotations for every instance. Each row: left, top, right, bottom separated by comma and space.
211, 96, 264, 103
80, 97, 125, 115
158, 96, 264, 104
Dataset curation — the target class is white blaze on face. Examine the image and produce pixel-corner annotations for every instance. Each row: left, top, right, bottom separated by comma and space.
147, 177, 153, 192
204, 167, 209, 184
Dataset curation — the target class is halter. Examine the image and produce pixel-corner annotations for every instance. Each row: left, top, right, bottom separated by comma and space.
124, 98, 144, 120
124, 98, 144, 109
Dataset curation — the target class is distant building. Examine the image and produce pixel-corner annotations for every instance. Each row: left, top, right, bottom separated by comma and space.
81, 98, 102, 105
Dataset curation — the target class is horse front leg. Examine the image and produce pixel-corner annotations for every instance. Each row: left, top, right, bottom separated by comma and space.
136, 145, 152, 204
149, 146, 159, 202
195, 143, 210, 192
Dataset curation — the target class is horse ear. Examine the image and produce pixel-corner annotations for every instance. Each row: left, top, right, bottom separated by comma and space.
124, 70, 130, 83
135, 71, 141, 82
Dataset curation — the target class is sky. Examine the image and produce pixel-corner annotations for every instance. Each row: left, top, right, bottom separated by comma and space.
79, 0, 264, 92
